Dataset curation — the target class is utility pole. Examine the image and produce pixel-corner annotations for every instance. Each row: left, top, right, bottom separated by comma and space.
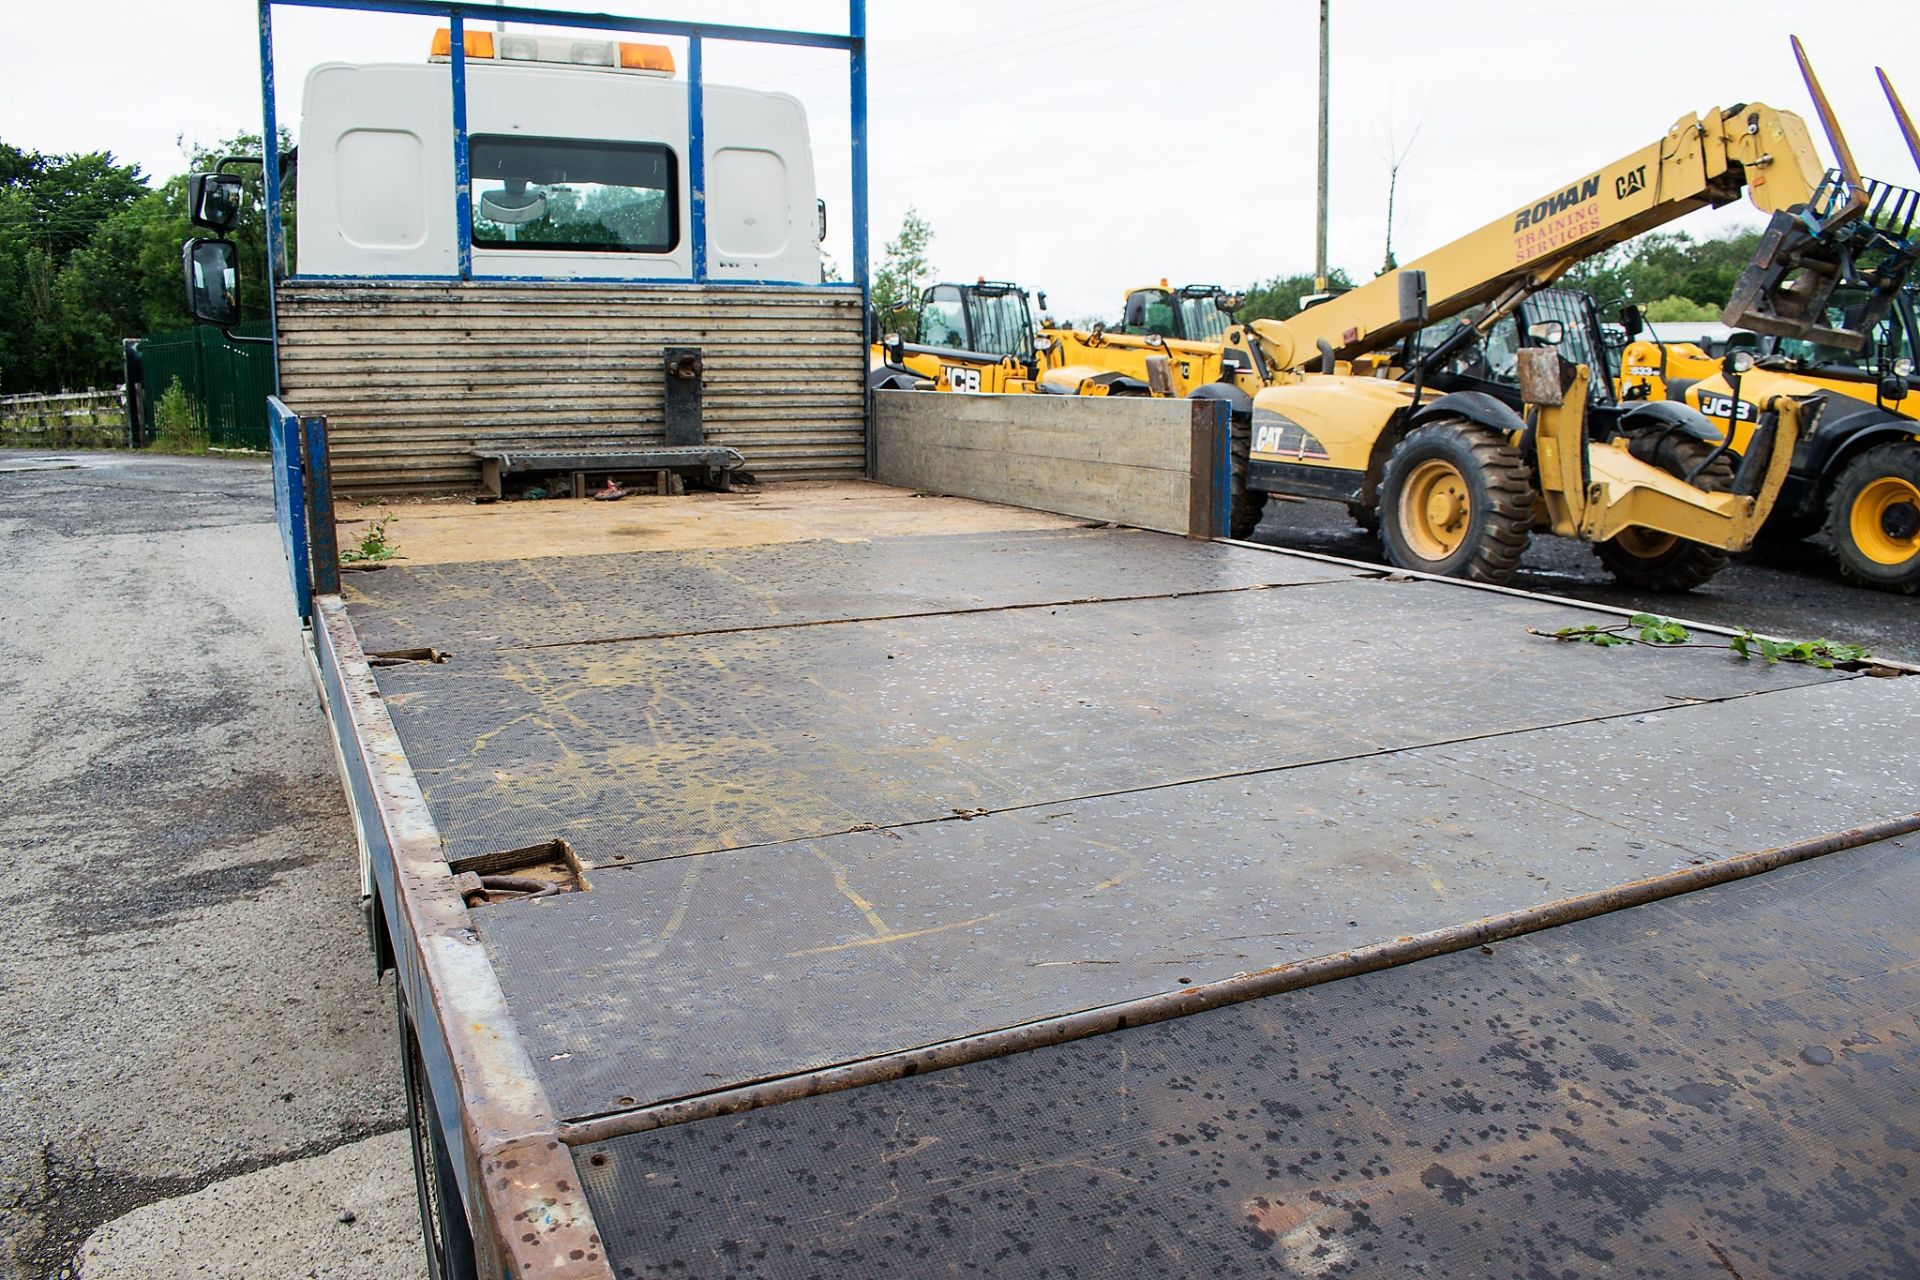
1315, 0, 1330, 292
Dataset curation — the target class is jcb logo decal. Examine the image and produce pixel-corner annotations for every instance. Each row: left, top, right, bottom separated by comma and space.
1615, 165, 1647, 201
945, 366, 982, 394
1697, 394, 1757, 423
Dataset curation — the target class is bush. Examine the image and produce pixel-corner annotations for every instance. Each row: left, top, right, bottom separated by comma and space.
1642, 294, 1721, 323
152, 376, 207, 454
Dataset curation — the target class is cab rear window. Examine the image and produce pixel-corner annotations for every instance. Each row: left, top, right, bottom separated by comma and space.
469, 136, 678, 253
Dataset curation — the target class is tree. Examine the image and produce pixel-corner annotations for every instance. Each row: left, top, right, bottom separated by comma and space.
1558, 229, 1764, 313
871, 207, 935, 341
0, 140, 151, 391
0, 130, 289, 394
1642, 294, 1721, 323
1233, 268, 1357, 324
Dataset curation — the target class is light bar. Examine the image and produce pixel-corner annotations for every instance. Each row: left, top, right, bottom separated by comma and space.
429, 28, 674, 75
429, 27, 494, 58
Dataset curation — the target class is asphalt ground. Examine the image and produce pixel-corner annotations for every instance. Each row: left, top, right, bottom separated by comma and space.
0, 450, 419, 1280
1245, 494, 1917, 665
0, 448, 1909, 1279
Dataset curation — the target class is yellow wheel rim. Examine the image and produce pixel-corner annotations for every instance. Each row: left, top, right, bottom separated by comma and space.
1612, 526, 1678, 559
1850, 475, 1920, 566
1400, 458, 1472, 562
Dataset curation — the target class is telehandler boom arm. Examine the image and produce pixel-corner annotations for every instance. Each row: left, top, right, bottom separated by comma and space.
1253, 103, 1828, 371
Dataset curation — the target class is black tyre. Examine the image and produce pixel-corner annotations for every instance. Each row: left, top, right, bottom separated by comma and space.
1378, 419, 1533, 583
1348, 502, 1381, 536
1228, 411, 1268, 539
1593, 432, 1735, 592
398, 986, 479, 1280
1824, 441, 1920, 594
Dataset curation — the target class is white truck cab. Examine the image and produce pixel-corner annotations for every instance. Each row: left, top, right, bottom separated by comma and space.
296, 30, 823, 281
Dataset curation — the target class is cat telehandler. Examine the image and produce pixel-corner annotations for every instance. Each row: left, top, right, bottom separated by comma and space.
1229, 43, 1917, 592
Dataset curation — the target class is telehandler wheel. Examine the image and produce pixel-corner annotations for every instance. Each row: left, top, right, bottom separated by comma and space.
1378, 419, 1532, 583
1825, 442, 1920, 594
398, 986, 480, 1280
1593, 433, 1735, 592
1229, 411, 1268, 539
1349, 503, 1381, 536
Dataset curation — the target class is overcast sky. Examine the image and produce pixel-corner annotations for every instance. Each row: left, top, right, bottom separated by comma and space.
3, 0, 1913, 318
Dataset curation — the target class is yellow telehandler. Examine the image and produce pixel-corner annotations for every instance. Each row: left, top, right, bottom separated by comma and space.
868, 280, 1047, 395
1607, 68, 1920, 591
1232, 50, 1916, 592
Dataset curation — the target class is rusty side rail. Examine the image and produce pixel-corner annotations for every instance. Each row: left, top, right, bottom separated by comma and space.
312, 596, 613, 1280
559, 809, 1920, 1146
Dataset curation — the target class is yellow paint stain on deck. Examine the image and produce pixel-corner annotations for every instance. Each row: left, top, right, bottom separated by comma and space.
788, 913, 1001, 958
336, 480, 1081, 567
811, 847, 891, 936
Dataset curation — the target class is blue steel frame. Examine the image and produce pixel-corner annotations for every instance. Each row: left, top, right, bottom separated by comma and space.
267, 397, 310, 618
255, 0, 869, 306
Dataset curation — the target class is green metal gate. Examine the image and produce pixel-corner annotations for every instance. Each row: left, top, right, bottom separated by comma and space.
136, 322, 274, 450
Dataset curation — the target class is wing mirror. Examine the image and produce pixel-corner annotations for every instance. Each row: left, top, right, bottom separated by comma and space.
182, 238, 241, 328
1723, 349, 1756, 377
1618, 303, 1645, 340
1036, 290, 1048, 311
1527, 319, 1565, 346
188, 173, 245, 233
1397, 269, 1428, 327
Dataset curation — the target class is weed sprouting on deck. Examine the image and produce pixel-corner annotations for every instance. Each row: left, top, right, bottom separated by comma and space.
342, 513, 400, 563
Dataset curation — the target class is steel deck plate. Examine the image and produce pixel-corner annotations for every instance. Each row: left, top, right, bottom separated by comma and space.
368, 549, 1842, 869
343, 526, 1366, 654
474, 677, 1916, 1120
574, 834, 1920, 1280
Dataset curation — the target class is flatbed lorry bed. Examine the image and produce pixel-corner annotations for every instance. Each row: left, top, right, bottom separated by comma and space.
310, 477, 1919, 1279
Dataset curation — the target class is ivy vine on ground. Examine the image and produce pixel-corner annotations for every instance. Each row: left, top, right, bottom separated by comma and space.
1529, 613, 1871, 669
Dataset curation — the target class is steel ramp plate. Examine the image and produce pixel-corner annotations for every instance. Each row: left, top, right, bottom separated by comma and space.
342, 526, 1367, 653
572, 834, 1920, 1280
367, 562, 1845, 869
472, 677, 1917, 1120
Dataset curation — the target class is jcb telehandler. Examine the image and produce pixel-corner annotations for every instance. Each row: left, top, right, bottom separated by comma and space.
1607, 69, 1920, 592
1231, 54, 1917, 591
1615, 288, 1918, 590
868, 280, 1045, 394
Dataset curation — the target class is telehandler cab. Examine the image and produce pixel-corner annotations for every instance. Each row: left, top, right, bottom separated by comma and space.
1116, 282, 1239, 342
868, 280, 1046, 394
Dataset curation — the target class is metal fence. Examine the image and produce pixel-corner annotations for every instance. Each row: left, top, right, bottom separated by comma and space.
135, 322, 275, 450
